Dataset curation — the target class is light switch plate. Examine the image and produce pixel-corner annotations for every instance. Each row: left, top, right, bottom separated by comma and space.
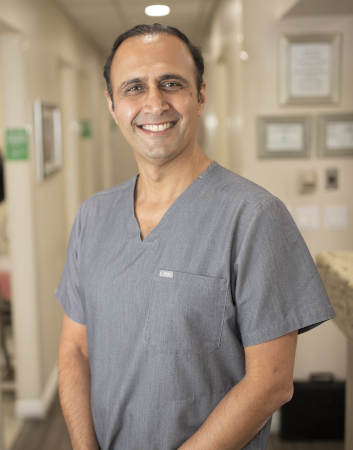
295, 206, 320, 230
325, 168, 338, 189
324, 206, 348, 229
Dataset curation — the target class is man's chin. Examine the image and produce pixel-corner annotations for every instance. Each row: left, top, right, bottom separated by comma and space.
137, 146, 180, 162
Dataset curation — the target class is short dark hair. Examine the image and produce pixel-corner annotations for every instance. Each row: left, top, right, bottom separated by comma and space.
103, 23, 204, 109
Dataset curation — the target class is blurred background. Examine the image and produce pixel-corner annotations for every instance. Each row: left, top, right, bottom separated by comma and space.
0, 0, 352, 449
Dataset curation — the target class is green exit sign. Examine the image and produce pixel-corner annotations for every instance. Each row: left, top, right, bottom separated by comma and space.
5, 128, 28, 160
81, 120, 92, 138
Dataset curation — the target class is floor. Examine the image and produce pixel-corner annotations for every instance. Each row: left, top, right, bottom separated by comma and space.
8, 393, 345, 450
1, 391, 22, 450
10, 394, 72, 450
267, 434, 344, 450
1, 324, 22, 450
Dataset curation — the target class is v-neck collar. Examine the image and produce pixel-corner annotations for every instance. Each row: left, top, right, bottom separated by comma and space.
124, 161, 218, 244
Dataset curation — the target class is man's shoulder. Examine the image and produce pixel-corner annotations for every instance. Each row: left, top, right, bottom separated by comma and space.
81, 175, 136, 211
75, 176, 136, 226
201, 162, 276, 209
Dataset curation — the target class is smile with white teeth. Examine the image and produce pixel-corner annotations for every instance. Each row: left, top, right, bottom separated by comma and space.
140, 122, 176, 131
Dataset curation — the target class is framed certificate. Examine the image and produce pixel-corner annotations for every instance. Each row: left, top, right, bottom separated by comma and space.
279, 34, 341, 105
318, 114, 353, 156
258, 116, 311, 158
34, 100, 63, 181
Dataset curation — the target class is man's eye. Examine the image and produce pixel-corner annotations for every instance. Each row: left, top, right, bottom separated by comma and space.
127, 86, 142, 92
163, 82, 180, 88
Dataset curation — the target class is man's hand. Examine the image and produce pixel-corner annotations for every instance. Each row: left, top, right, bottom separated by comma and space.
58, 313, 99, 450
178, 330, 298, 450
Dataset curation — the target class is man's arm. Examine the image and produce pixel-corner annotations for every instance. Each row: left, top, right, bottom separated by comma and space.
178, 330, 298, 450
58, 313, 99, 450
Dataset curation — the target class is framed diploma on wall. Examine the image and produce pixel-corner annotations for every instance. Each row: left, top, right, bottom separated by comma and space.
318, 114, 353, 156
279, 34, 341, 105
258, 116, 311, 158
34, 100, 63, 181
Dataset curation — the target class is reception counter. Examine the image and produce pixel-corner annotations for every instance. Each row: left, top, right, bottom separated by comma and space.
317, 252, 353, 450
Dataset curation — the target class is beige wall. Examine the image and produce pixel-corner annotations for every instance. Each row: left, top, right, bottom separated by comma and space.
242, 3, 353, 258
204, 0, 351, 379
110, 119, 138, 185
0, 0, 110, 410
202, 0, 245, 173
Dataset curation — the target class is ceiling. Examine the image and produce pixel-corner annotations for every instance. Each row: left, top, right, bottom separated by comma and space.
54, 0, 219, 56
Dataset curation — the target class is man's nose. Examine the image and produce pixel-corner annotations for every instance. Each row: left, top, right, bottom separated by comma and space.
142, 86, 170, 116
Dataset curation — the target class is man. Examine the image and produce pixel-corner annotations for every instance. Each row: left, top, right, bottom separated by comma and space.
57, 24, 335, 450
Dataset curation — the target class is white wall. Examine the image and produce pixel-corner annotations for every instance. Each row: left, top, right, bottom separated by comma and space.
204, 0, 352, 380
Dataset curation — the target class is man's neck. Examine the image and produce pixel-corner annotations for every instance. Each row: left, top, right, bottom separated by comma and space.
135, 146, 213, 206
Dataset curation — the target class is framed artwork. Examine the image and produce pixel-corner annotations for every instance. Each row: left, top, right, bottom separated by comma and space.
318, 114, 353, 156
279, 34, 341, 105
258, 116, 311, 158
34, 100, 62, 181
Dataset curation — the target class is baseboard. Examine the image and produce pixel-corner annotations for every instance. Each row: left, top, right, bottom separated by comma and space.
15, 362, 58, 419
270, 409, 280, 434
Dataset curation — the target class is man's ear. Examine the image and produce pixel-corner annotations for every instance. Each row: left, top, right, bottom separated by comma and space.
104, 90, 118, 124
198, 82, 206, 117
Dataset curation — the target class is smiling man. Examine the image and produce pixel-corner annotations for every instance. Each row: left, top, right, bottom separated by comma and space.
56, 24, 335, 450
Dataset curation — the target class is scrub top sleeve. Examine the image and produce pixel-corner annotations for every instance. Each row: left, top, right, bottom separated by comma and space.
234, 197, 335, 347
56, 206, 86, 325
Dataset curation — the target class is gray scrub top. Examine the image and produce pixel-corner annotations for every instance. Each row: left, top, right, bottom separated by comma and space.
56, 161, 335, 450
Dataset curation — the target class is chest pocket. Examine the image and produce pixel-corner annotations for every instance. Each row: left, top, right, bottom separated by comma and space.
145, 269, 228, 357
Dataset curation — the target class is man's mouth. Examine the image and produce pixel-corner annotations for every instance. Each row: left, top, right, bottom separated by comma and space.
138, 121, 177, 132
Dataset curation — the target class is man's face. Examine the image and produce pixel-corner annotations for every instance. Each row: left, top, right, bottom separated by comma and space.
105, 34, 205, 164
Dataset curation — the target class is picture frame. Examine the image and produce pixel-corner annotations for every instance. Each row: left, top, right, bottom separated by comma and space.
258, 116, 311, 158
317, 113, 353, 157
279, 34, 341, 105
34, 100, 62, 181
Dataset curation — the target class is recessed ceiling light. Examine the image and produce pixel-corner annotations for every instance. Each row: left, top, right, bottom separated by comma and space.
145, 5, 170, 16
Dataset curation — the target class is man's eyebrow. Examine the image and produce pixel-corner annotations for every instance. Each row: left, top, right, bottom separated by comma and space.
118, 74, 190, 92
119, 77, 147, 91
158, 74, 190, 85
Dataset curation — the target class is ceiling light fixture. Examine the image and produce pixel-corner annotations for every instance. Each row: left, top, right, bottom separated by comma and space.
145, 5, 170, 16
